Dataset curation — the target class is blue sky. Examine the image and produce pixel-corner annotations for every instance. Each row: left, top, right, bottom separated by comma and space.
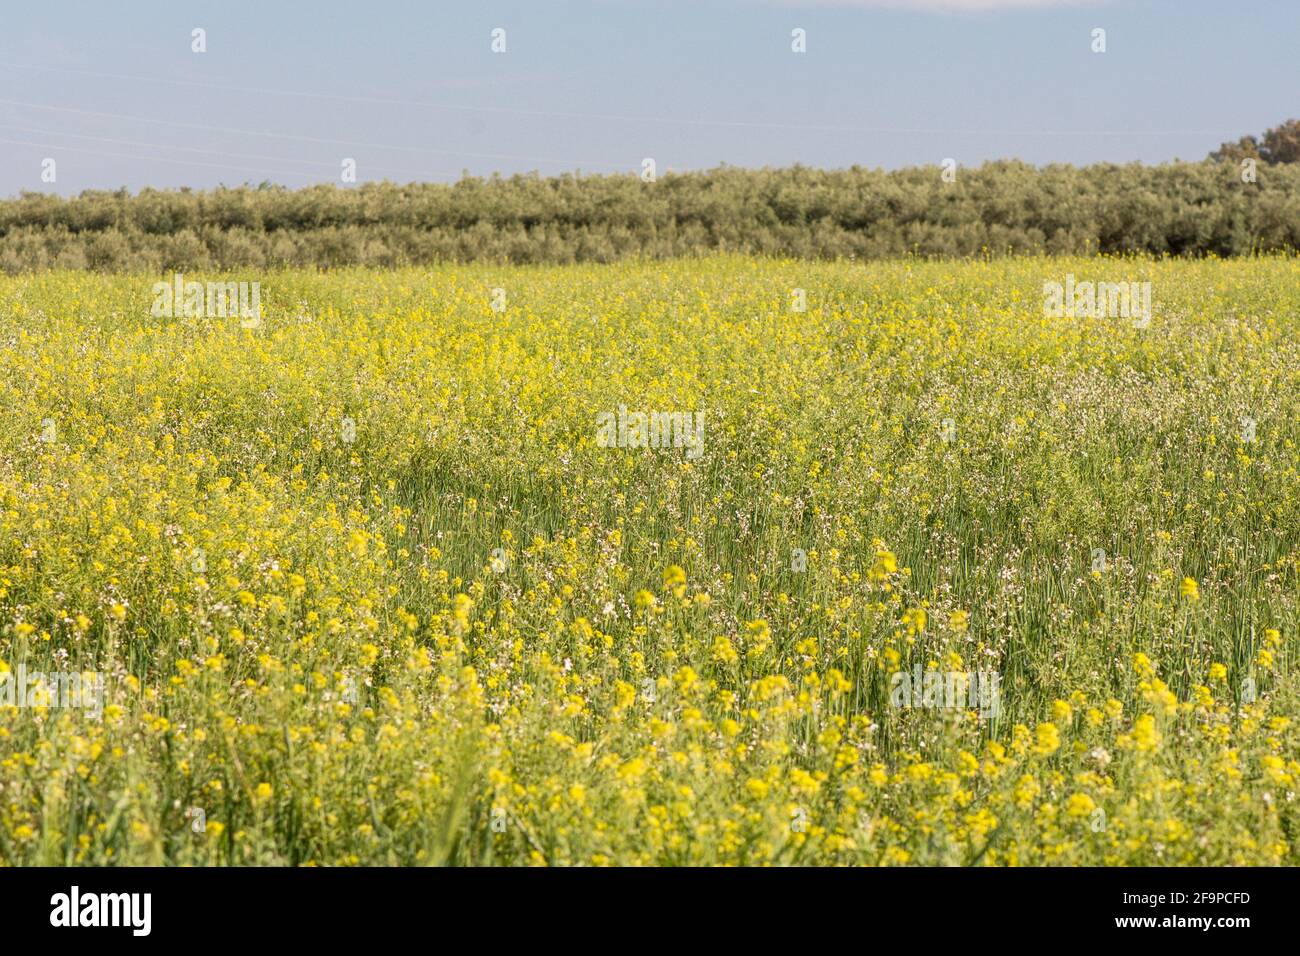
0, 0, 1295, 196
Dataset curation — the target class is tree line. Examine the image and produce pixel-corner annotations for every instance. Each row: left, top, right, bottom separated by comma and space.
1, 156, 1297, 272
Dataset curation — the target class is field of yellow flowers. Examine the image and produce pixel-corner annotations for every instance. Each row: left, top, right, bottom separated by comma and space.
0, 256, 1297, 866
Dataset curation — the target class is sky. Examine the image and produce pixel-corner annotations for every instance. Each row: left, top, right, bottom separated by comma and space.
0, 0, 1296, 196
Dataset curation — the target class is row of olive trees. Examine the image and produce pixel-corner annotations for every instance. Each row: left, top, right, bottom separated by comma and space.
1, 158, 1296, 273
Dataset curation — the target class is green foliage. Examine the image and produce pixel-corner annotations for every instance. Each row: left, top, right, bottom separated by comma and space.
1212, 119, 1300, 166
2, 160, 1297, 274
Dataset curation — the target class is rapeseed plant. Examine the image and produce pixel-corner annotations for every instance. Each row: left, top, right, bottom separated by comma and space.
0, 256, 1296, 865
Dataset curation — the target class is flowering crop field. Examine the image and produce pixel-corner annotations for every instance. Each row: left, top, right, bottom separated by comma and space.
1, 256, 1297, 866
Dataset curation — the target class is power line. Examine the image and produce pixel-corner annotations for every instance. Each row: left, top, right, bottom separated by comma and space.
0, 96, 636, 171
0, 121, 546, 181
0, 122, 346, 170
0, 60, 1244, 138
0, 136, 319, 181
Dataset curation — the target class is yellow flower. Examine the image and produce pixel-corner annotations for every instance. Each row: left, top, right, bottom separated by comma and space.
661, 564, 686, 598
1013, 775, 1040, 808
1133, 653, 1155, 680
1065, 793, 1096, 818
869, 547, 898, 582
1261, 755, 1290, 784
745, 618, 771, 647
1179, 577, 1199, 601
789, 768, 821, 796
1132, 714, 1161, 752
711, 635, 739, 665
1032, 722, 1060, 755
881, 847, 911, 865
